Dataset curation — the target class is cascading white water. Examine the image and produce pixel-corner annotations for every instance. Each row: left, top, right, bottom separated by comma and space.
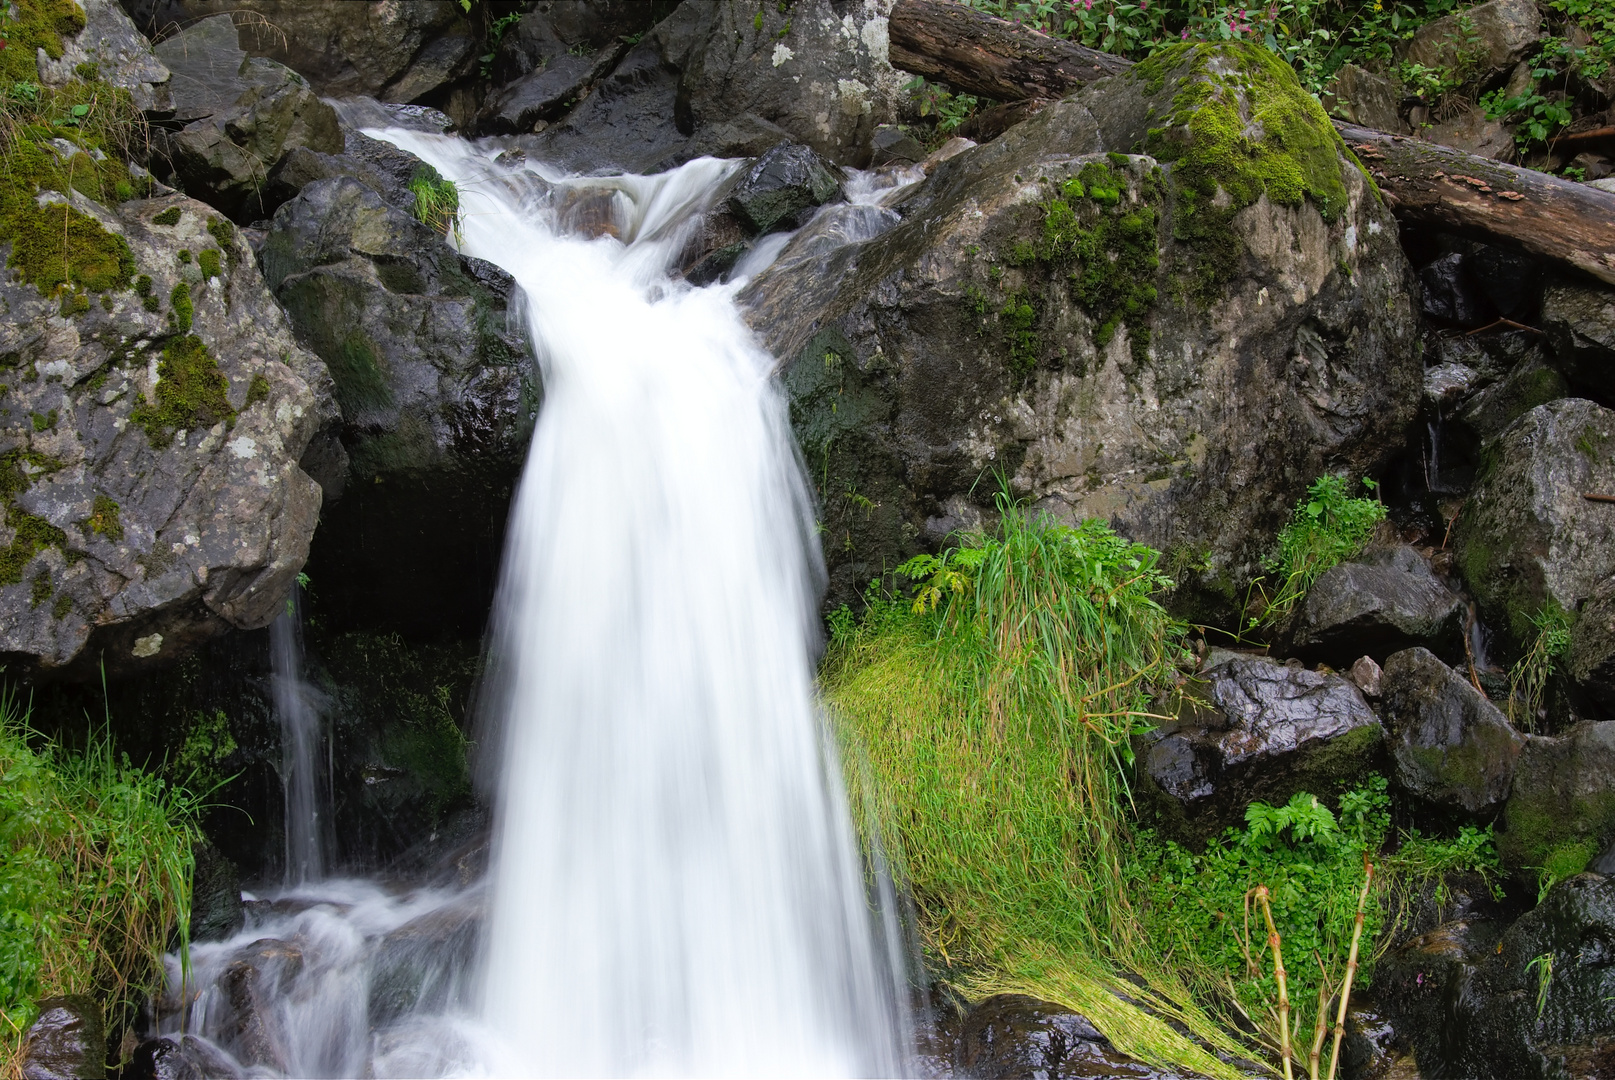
157, 134, 917, 1078
270, 587, 329, 885
382, 131, 911, 1077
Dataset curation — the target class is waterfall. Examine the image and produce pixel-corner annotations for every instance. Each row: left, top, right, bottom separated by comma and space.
157, 135, 912, 1078
270, 586, 329, 885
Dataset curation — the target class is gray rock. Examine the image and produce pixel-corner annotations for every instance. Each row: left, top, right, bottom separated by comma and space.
1541, 279, 1615, 401
36, 0, 171, 113
727, 142, 845, 235
1425, 361, 1479, 410
1402, 0, 1543, 89
1321, 63, 1404, 132
870, 124, 925, 167
191, 843, 244, 943
0, 194, 331, 675
21, 997, 103, 1080
1381, 646, 1524, 817
1453, 348, 1569, 447
1568, 576, 1615, 720
1590, 177, 1615, 195
1500, 722, 1615, 880
741, 45, 1420, 616
123, 0, 476, 104
1455, 399, 1615, 655
1137, 654, 1384, 843
1289, 546, 1467, 665
1349, 654, 1383, 697
153, 16, 343, 223
954, 995, 1177, 1079
1421, 251, 1488, 327
477, 54, 599, 136
484, 0, 660, 87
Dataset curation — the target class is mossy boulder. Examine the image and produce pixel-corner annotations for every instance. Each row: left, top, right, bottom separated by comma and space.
1541, 279, 1615, 403
1499, 722, 1615, 883
0, 184, 333, 675
1454, 399, 1615, 674
741, 43, 1420, 616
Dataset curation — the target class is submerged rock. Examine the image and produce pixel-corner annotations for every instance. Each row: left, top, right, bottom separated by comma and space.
21, 996, 104, 1080
368, 890, 484, 1025
1137, 653, 1384, 843
954, 994, 1178, 1079
124, 1034, 242, 1080
742, 43, 1420, 615
1287, 545, 1466, 665
1380, 646, 1524, 818
1499, 721, 1615, 881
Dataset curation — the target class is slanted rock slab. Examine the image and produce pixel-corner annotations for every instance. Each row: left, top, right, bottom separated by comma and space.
1288, 545, 1467, 666
1499, 721, 1615, 881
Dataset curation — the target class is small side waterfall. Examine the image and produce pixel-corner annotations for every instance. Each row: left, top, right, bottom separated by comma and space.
270, 586, 329, 885
156, 136, 915, 1078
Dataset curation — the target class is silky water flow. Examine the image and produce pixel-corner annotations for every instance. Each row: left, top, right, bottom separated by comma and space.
156, 131, 917, 1078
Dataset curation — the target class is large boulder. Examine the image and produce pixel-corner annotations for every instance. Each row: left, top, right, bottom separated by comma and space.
37, 0, 172, 113
525, 0, 910, 172
1541, 279, 1615, 402
259, 151, 535, 637
1287, 545, 1467, 665
1455, 399, 1615, 663
742, 43, 1421, 613
1137, 653, 1384, 844
152, 15, 344, 223
0, 186, 331, 676
121, 0, 477, 105
1380, 646, 1525, 818
1499, 721, 1615, 882
21, 997, 104, 1080
1401, 0, 1543, 89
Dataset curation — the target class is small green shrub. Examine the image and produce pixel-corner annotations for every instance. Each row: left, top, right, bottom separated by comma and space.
1259, 475, 1385, 623
0, 695, 199, 1069
1508, 603, 1573, 732
408, 166, 461, 240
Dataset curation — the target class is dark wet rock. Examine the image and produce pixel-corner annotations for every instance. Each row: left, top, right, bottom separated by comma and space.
260, 169, 535, 637
1384, 873, 1615, 1079
1380, 647, 1525, 818
1542, 279, 1615, 402
1336, 1000, 1417, 1080
369, 891, 484, 1025
478, 54, 599, 135
1455, 399, 1615, 660
124, 1035, 242, 1080
0, 194, 330, 677
1137, 653, 1384, 844
123, 0, 476, 105
871, 124, 926, 167
208, 937, 302, 1071
1568, 576, 1615, 721
485, 0, 661, 88
1466, 245, 1544, 321
39, 0, 171, 114
954, 994, 1178, 1079
1453, 348, 1570, 448
727, 143, 845, 235
1499, 721, 1615, 881
21, 996, 103, 1080
190, 843, 244, 943
1288, 545, 1467, 665
1402, 0, 1544, 89
152, 16, 343, 223
1435, 326, 1549, 387
741, 45, 1419, 617
1420, 252, 1489, 327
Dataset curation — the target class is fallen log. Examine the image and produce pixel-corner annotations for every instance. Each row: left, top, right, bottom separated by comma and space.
887, 0, 1131, 103
1335, 122, 1615, 286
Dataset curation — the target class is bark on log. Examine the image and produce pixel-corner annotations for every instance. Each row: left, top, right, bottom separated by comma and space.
1336, 122, 1615, 286
887, 0, 1132, 103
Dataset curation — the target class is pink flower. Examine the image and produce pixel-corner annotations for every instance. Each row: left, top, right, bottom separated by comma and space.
1180, 26, 1189, 38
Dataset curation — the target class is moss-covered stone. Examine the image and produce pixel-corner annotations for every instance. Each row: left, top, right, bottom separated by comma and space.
0, 0, 87, 85
169, 281, 193, 331
1499, 722, 1615, 886
151, 207, 182, 227
130, 334, 236, 447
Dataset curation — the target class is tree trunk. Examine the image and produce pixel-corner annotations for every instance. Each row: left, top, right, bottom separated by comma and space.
1336, 123, 1615, 286
887, 0, 1132, 103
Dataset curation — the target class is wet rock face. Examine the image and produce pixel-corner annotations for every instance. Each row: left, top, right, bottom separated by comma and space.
1499, 721, 1615, 882
1455, 398, 1615, 667
727, 142, 845, 235
122, 0, 476, 104
1382, 874, 1615, 1080
260, 153, 535, 637
742, 44, 1419, 614
1541, 280, 1615, 402
1380, 646, 1524, 818
1136, 653, 1384, 843
0, 194, 330, 676
1287, 545, 1466, 666
953, 995, 1176, 1079
21, 996, 104, 1080
152, 15, 343, 224
368, 891, 484, 1025
124, 1034, 242, 1080
1569, 577, 1615, 721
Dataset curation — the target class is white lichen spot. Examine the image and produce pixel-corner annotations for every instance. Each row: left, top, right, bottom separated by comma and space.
227, 436, 258, 459
131, 633, 162, 658
836, 78, 872, 116
772, 43, 794, 67
1256, 286, 1269, 306
1344, 224, 1358, 252
38, 359, 71, 381
274, 400, 305, 425
184, 533, 200, 546
1367, 220, 1383, 235
860, 14, 890, 62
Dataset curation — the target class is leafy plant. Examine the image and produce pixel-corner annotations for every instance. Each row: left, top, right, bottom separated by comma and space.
903, 75, 979, 135
408, 166, 461, 241
1258, 475, 1385, 624
1527, 952, 1553, 1018
1507, 603, 1573, 732
479, 10, 524, 79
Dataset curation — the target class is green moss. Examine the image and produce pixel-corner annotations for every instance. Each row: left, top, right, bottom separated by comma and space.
0, 509, 67, 587
29, 567, 51, 608
1132, 43, 1350, 302
206, 217, 237, 271
83, 495, 122, 542
0, 136, 138, 296
0, 0, 87, 84
329, 331, 393, 417
130, 335, 235, 447
197, 248, 220, 279
169, 281, 192, 332
50, 590, 72, 619
58, 291, 89, 316
176, 249, 191, 265
243, 373, 271, 409
29, 410, 56, 432
999, 290, 1039, 381
151, 207, 181, 227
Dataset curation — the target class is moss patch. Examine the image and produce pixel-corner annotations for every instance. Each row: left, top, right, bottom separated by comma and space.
1130, 43, 1349, 301
197, 249, 220, 279
81, 495, 122, 542
130, 335, 235, 447
0, 0, 87, 84
151, 207, 181, 227
243, 373, 271, 410
168, 281, 192, 332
